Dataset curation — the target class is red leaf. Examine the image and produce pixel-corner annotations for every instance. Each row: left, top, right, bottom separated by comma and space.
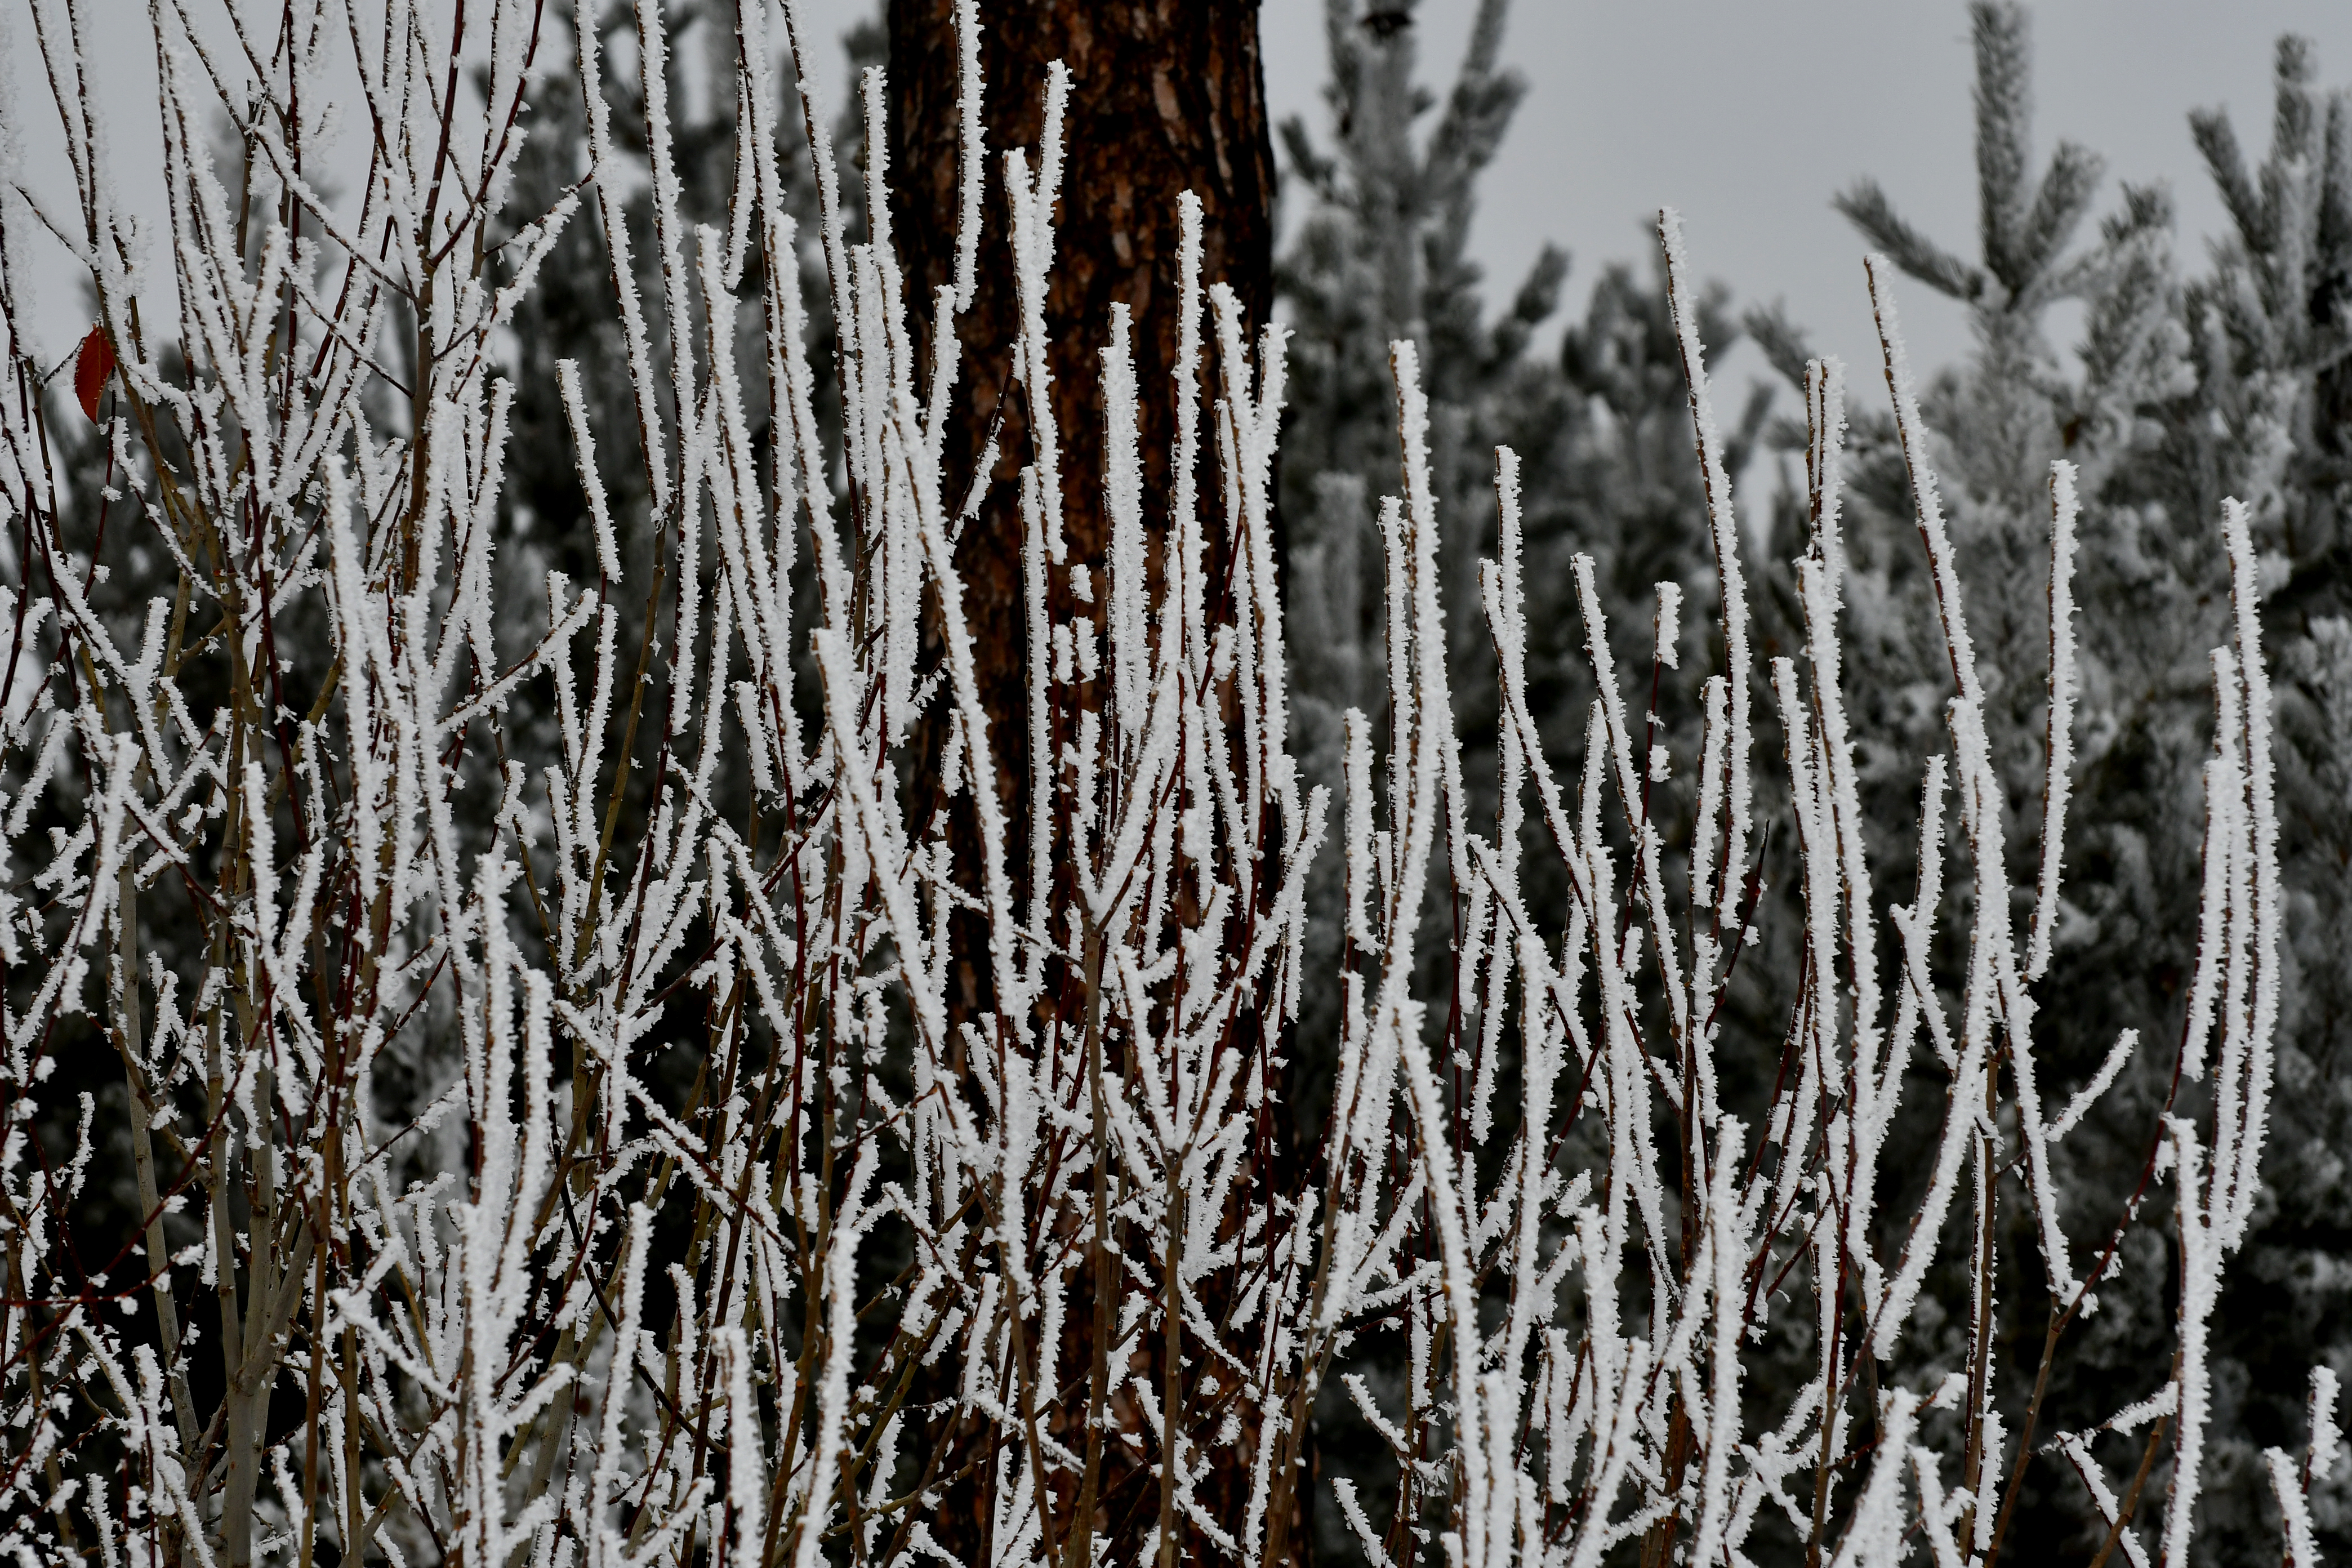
73, 326, 115, 422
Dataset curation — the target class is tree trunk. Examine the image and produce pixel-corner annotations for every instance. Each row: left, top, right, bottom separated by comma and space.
884, 3, 1284, 1558
886, 0, 1277, 957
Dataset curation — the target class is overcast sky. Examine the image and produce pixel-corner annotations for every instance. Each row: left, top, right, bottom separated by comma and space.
17, 0, 2352, 398
1258, 0, 2352, 389
767, 0, 2352, 401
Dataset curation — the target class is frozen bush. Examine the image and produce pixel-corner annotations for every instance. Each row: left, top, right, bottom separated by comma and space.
0, 0, 2317, 1563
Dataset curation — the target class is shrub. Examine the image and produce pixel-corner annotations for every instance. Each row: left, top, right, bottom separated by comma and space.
0, 1, 2320, 1562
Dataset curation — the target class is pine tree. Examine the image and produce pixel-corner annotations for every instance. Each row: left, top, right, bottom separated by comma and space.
2176, 35, 2352, 1556
1827, 8, 2350, 1558
1277, 0, 1556, 1086
1273, 6, 1798, 1556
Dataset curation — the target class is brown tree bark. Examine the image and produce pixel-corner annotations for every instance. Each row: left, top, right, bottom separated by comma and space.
886, 0, 1277, 952
884, 3, 1285, 1559
886, 0, 1276, 560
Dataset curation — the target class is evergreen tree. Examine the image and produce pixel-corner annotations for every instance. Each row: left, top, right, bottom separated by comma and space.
1277, 0, 1556, 1085
2178, 34, 2352, 1557
1274, 6, 1784, 1556
1826, 8, 2350, 1558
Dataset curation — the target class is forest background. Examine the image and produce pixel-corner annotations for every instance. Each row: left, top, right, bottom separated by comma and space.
6, 0, 2352, 1562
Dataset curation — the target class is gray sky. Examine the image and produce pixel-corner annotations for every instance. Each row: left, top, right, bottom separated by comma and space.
17, 0, 2352, 398
1296, 1, 2352, 390
801, 0, 2352, 396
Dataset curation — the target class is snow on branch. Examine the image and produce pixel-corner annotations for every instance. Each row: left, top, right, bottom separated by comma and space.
0, 5, 2298, 1565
